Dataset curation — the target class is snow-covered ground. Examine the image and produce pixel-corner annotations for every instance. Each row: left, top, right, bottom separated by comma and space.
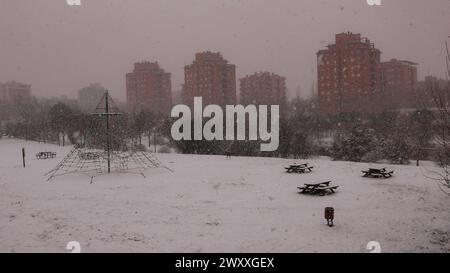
1, 138, 449, 253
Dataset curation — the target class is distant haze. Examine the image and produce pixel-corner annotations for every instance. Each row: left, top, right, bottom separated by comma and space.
0, 0, 449, 102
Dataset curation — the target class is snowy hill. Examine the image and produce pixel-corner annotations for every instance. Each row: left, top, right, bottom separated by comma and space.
0, 138, 449, 253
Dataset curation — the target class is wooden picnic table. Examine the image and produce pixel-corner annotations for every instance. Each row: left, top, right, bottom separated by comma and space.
362, 168, 393, 178
298, 181, 338, 196
36, 151, 56, 159
304, 181, 331, 187
290, 163, 308, 167
285, 163, 314, 174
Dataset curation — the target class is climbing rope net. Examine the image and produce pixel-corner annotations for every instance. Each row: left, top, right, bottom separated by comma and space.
46, 144, 170, 183
46, 91, 172, 183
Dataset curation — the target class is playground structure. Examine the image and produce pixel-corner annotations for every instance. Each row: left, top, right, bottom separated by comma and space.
46, 145, 167, 182
46, 91, 171, 182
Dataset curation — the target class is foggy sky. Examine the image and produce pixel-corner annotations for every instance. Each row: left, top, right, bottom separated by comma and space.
0, 0, 449, 102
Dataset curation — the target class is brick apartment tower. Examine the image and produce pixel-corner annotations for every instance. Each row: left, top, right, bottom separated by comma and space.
240, 71, 287, 110
380, 59, 418, 109
317, 32, 383, 115
183, 51, 236, 108
126, 61, 172, 115
0, 81, 31, 104
78, 83, 107, 113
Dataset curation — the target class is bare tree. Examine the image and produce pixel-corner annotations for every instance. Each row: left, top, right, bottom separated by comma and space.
447, 37, 450, 79
430, 36, 450, 194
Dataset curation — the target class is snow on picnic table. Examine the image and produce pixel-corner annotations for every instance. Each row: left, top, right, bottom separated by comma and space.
0, 138, 449, 253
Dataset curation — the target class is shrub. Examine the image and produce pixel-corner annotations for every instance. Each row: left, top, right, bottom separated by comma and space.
331, 126, 378, 162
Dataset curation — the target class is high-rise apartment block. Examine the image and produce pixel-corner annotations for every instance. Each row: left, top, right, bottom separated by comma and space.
240, 72, 287, 109
0, 81, 32, 104
126, 61, 172, 115
317, 32, 382, 115
380, 59, 418, 108
78, 83, 107, 113
183, 52, 236, 108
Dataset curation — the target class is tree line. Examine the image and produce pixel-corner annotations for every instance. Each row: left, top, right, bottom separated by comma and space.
0, 90, 445, 167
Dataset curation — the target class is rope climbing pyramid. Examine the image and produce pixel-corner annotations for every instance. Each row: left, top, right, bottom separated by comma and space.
46, 91, 171, 183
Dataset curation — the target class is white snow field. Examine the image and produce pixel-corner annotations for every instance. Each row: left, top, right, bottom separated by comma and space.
1, 138, 449, 253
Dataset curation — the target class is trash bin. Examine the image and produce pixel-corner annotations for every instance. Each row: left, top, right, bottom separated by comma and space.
325, 207, 334, 227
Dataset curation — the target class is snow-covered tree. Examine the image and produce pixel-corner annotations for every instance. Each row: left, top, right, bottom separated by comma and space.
383, 135, 411, 165
48, 102, 74, 146
331, 125, 378, 162
407, 110, 434, 166
431, 37, 450, 194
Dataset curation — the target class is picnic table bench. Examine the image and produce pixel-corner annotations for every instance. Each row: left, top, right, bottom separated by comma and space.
285, 163, 314, 174
298, 181, 338, 196
362, 168, 394, 178
36, 151, 56, 159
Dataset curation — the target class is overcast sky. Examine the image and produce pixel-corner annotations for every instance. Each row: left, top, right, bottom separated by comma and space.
0, 0, 449, 101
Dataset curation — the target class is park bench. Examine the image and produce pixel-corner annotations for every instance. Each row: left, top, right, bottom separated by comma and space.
36, 151, 56, 159
298, 181, 338, 196
285, 163, 314, 174
362, 168, 394, 178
